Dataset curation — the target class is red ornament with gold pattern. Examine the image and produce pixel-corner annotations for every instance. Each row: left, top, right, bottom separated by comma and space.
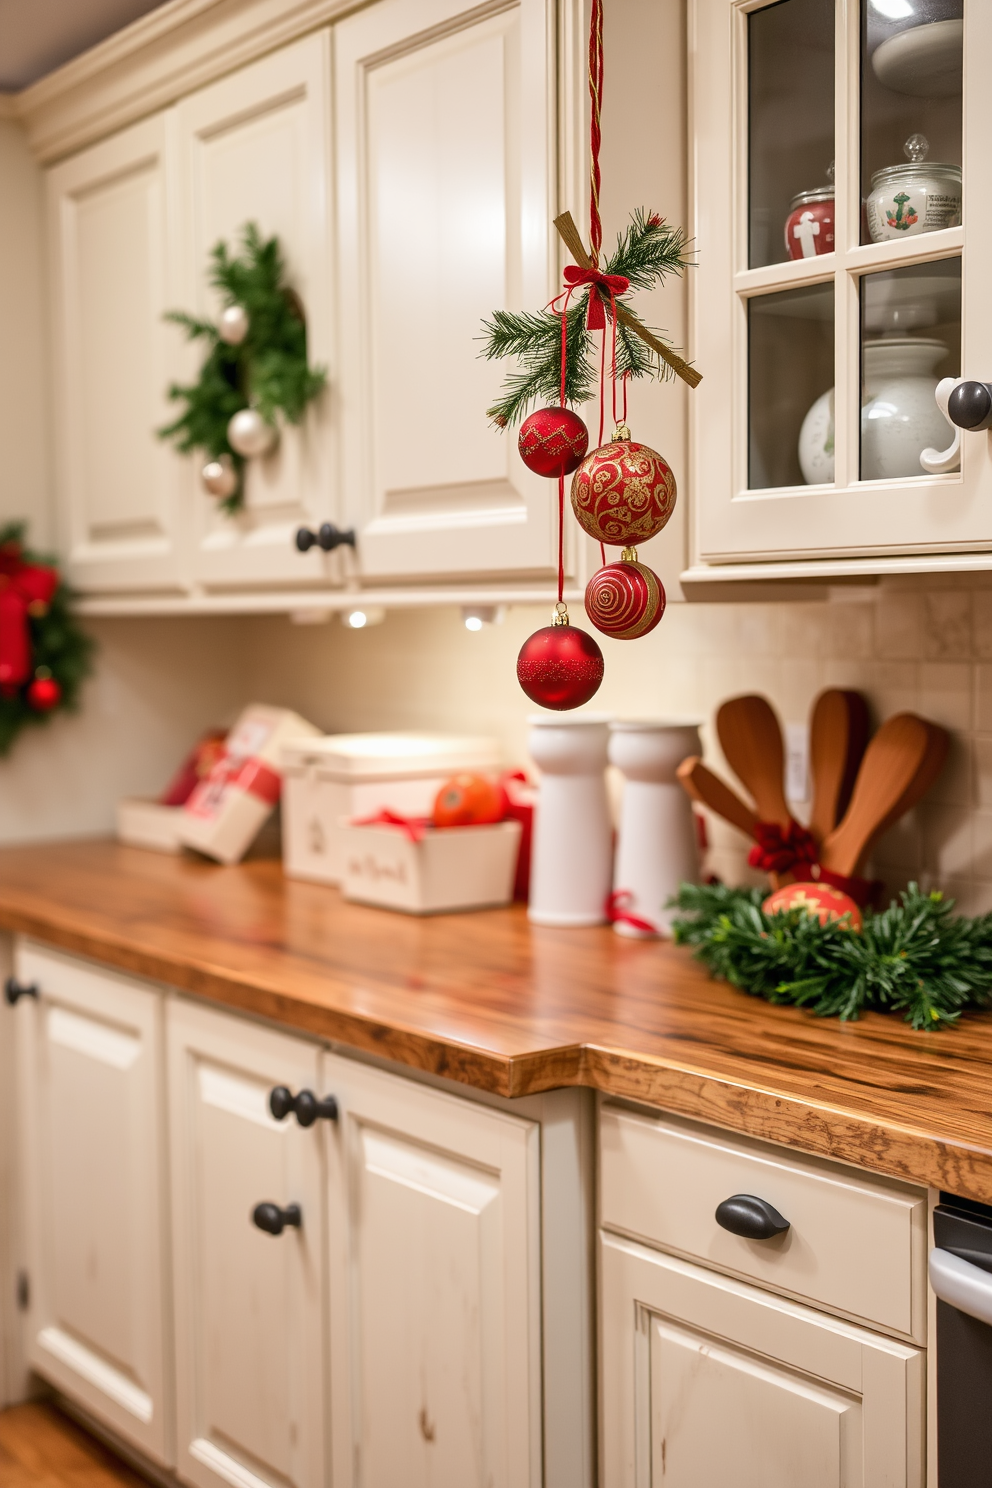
584, 549, 666, 639
518, 406, 589, 478
762, 881, 863, 931
570, 423, 677, 546
517, 604, 604, 711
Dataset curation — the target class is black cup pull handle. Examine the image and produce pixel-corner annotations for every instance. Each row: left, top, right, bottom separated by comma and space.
4, 977, 38, 1006
269, 1085, 338, 1127
715, 1194, 790, 1240
947, 381, 992, 432
295, 523, 356, 553
251, 1202, 302, 1236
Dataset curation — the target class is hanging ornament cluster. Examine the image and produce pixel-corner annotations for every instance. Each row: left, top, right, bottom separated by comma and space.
483, 0, 701, 710
159, 223, 326, 514
0, 523, 94, 755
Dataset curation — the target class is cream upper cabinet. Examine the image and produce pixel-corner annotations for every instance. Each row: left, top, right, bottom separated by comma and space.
48, 113, 186, 594
167, 997, 327, 1488
333, 0, 563, 583
690, 0, 992, 572
174, 35, 338, 592
323, 1052, 542, 1488
14, 944, 171, 1464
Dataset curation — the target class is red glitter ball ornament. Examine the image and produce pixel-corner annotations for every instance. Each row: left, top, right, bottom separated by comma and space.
570, 427, 677, 545
26, 675, 62, 712
516, 624, 604, 710
585, 559, 666, 639
518, 407, 589, 478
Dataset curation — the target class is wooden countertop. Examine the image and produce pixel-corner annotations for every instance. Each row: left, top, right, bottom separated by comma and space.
2, 838, 992, 1202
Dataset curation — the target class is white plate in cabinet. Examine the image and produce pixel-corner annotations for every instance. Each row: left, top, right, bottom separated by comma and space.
14, 943, 171, 1464
601, 1232, 924, 1488
174, 35, 337, 591
47, 114, 186, 595
333, 0, 563, 583
167, 998, 326, 1488
599, 1104, 927, 1342
323, 1051, 542, 1488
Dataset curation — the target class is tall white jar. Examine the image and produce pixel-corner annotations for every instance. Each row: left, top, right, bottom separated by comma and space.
527, 715, 612, 926
609, 721, 702, 937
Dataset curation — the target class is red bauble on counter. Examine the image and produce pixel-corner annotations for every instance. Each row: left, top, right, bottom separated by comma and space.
585, 559, 666, 639
570, 427, 677, 545
26, 674, 62, 712
518, 407, 589, 478
516, 624, 604, 710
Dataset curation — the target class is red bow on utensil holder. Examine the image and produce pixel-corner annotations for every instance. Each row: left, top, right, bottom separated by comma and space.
0, 542, 59, 695
561, 264, 630, 330
747, 818, 877, 908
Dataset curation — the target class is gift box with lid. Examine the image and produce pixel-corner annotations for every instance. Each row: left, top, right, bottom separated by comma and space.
339, 816, 522, 914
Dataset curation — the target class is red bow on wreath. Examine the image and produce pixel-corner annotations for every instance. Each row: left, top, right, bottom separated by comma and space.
562, 264, 630, 330
0, 541, 59, 696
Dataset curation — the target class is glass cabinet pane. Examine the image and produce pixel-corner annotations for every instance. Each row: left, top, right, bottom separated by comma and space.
861, 0, 962, 245
749, 283, 835, 489
860, 258, 961, 480
749, 0, 834, 269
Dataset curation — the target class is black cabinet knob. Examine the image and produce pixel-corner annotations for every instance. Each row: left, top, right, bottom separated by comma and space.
295, 523, 356, 553
947, 381, 992, 432
268, 1085, 338, 1126
251, 1201, 302, 1236
715, 1194, 790, 1240
4, 977, 38, 1006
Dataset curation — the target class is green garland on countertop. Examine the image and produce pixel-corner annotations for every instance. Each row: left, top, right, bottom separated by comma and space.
670, 882, 992, 1031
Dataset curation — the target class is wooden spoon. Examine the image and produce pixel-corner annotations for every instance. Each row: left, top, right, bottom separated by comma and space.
819, 714, 936, 878
716, 695, 791, 826
676, 757, 759, 840
808, 689, 870, 842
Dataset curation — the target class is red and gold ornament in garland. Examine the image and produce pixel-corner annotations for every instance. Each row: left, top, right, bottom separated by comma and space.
570, 424, 677, 547
762, 881, 863, 931
518, 407, 589, 478
585, 550, 666, 639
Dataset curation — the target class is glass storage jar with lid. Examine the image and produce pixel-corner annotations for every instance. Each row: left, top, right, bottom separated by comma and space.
866, 133, 961, 242
785, 163, 835, 260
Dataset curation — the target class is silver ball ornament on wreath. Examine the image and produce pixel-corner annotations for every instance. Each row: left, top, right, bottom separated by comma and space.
218, 304, 250, 345
201, 453, 239, 499
228, 407, 277, 458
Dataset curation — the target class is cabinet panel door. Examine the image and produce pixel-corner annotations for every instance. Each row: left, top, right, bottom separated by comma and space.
48, 114, 186, 593
167, 998, 326, 1488
15, 943, 170, 1463
174, 36, 337, 590
334, 0, 562, 581
324, 1053, 541, 1488
601, 1232, 924, 1488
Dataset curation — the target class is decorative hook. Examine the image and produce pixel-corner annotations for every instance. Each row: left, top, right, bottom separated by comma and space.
920, 378, 964, 475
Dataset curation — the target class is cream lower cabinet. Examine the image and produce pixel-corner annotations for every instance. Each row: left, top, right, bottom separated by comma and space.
601, 1233, 924, 1488
324, 1051, 542, 1488
167, 998, 327, 1488
14, 943, 171, 1464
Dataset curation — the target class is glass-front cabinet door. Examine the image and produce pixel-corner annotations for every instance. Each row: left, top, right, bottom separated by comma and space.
691, 0, 990, 571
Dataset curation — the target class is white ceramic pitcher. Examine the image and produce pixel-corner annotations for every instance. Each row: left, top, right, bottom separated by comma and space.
609, 720, 702, 937
527, 715, 612, 926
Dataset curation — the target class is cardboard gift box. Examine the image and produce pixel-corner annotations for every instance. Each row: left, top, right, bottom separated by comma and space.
282, 732, 501, 885
116, 798, 184, 853
339, 818, 522, 914
179, 704, 321, 865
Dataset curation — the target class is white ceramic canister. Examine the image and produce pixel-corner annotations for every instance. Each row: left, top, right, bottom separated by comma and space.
861, 337, 951, 480
866, 134, 961, 244
608, 721, 702, 938
527, 714, 613, 926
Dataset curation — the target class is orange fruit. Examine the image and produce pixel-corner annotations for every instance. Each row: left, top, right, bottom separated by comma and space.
432, 773, 505, 828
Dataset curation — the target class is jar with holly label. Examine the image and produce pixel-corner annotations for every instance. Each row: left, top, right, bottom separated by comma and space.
784, 166, 835, 260
866, 133, 961, 243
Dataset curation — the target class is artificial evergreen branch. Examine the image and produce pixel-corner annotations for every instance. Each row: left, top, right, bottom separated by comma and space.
481, 209, 694, 427
670, 882, 992, 1031
160, 224, 326, 514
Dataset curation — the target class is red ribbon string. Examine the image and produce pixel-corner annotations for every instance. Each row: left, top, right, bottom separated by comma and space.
606, 890, 658, 935
588, 0, 604, 265
747, 820, 819, 876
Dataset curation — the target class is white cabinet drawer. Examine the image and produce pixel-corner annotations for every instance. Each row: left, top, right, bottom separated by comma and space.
599, 1103, 927, 1341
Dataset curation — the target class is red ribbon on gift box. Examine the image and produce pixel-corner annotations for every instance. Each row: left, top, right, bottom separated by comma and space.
351, 809, 431, 844
185, 752, 282, 818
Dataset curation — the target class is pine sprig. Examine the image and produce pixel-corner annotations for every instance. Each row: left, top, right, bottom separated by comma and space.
481, 209, 694, 426
670, 882, 992, 1031
160, 223, 326, 513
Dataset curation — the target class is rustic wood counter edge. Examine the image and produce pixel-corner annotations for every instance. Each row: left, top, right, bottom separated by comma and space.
2, 838, 990, 1202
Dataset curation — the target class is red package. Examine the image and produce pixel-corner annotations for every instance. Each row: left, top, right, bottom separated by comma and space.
160, 729, 228, 807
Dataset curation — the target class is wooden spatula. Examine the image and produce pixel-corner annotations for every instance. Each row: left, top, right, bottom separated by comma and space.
819, 714, 937, 879
716, 695, 791, 826
808, 689, 870, 842
676, 756, 759, 840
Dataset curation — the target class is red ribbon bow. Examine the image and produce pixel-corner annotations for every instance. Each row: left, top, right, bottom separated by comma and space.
747, 819, 819, 876
562, 264, 630, 330
0, 541, 59, 695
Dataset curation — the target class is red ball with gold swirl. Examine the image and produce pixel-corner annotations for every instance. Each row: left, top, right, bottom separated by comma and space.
585, 559, 666, 639
570, 431, 677, 545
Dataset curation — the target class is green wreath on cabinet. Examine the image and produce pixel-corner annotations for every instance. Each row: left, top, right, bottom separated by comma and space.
159, 223, 327, 515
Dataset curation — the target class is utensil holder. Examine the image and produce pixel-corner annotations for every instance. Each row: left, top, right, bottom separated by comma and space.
609, 721, 702, 937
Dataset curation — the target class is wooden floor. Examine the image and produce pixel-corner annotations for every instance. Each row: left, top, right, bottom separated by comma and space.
0, 1404, 147, 1488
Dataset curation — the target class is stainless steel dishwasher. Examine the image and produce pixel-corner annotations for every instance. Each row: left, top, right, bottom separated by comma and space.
930, 1193, 992, 1486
